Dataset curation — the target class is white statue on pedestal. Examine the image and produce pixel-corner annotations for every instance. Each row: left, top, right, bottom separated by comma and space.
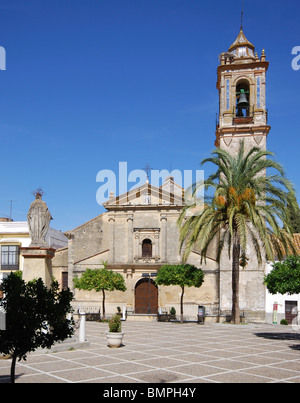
27, 189, 52, 248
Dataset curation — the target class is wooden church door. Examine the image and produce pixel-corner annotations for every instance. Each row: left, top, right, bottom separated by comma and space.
135, 278, 158, 314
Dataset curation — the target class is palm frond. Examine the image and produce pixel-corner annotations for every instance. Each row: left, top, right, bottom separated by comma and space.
178, 140, 297, 266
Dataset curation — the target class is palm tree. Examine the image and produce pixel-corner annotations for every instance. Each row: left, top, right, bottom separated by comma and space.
178, 141, 297, 324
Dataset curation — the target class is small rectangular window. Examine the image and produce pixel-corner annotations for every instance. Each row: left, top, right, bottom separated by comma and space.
226, 79, 230, 110
62, 272, 68, 290
1, 245, 19, 270
257, 76, 261, 108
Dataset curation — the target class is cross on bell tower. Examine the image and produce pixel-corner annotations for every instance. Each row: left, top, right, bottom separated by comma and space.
215, 25, 271, 152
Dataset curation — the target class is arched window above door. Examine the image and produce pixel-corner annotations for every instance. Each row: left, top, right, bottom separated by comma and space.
142, 239, 152, 257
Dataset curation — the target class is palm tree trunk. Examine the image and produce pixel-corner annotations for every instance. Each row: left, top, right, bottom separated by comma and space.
231, 232, 240, 324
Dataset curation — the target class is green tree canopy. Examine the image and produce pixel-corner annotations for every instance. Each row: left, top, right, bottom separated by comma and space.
73, 268, 127, 319
156, 264, 204, 323
0, 273, 74, 383
178, 141, 297, 323
264, 255, 300, 295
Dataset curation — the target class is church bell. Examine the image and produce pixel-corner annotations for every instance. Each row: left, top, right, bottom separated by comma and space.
236, 89, 249, 117
237, 90, 249, 107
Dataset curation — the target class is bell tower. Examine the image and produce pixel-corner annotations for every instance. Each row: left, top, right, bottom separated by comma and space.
216, 25, 270, 322
215, 26, 271, 152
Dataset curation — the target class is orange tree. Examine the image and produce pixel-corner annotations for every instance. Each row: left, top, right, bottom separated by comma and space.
264, 255, 300, 295
155, 264, 204, 324
73, 268, 126, 319
0, 272, 74, 383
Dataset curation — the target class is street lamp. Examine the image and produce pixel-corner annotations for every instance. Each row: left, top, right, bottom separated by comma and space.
142, 272, 157, 314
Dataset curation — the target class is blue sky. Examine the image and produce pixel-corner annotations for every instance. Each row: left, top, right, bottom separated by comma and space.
0, 0, 299, 232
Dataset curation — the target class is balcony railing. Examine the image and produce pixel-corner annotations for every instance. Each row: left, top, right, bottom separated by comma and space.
216, 108, 269, 130
233, 115, 254, 124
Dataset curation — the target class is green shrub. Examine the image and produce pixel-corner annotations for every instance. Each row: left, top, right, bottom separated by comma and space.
280, 319, 288, 326
108, 315, 122, 333
170, 307, 176, 315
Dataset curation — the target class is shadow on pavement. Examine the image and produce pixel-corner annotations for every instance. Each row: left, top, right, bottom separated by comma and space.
255, 332, 300, 350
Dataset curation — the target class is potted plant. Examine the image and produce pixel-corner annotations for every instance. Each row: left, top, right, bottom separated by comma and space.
116, 306, 122, 317
106, 314, 124, 348
170, 307, 176, 321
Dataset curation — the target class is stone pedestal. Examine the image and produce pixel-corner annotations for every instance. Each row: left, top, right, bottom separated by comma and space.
20, 247, 55, 288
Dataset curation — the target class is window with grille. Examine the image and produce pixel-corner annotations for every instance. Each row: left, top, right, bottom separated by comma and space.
1, 245, 20, 270
62, 272, 68, 290
142, 239, 152, 257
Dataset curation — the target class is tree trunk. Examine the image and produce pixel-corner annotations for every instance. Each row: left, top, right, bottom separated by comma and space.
180, 286, 184, 324
10, 352, 17, 383
231, 232, 240, 324
102, 289, 106, 320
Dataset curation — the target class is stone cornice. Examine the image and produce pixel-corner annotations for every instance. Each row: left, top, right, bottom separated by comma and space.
20, 247, 56, 259
105, 204, 183, 212
216, 61, 269, 89
215, 125, 271, 147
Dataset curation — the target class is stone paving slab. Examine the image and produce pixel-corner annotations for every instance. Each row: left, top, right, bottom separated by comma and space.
0, 321, 300, 383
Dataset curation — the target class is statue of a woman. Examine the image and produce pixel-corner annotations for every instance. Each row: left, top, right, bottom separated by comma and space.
27, 190, 53, 247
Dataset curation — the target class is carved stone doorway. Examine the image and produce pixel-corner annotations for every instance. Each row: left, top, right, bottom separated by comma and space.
135, 278, 158, 314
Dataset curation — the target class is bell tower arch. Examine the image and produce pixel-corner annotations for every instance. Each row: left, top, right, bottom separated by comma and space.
215, 27, 270, 152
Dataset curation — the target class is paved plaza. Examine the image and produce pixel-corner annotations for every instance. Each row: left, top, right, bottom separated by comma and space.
1, 321, 300, 383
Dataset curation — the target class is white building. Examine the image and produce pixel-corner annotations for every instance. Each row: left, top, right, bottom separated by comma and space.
265, 260, 300, 326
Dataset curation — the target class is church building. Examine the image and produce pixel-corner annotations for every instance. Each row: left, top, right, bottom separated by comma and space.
64, 26, 271, 322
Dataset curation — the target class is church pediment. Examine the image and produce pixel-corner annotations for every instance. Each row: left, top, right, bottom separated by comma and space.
103, 180, 184, 209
